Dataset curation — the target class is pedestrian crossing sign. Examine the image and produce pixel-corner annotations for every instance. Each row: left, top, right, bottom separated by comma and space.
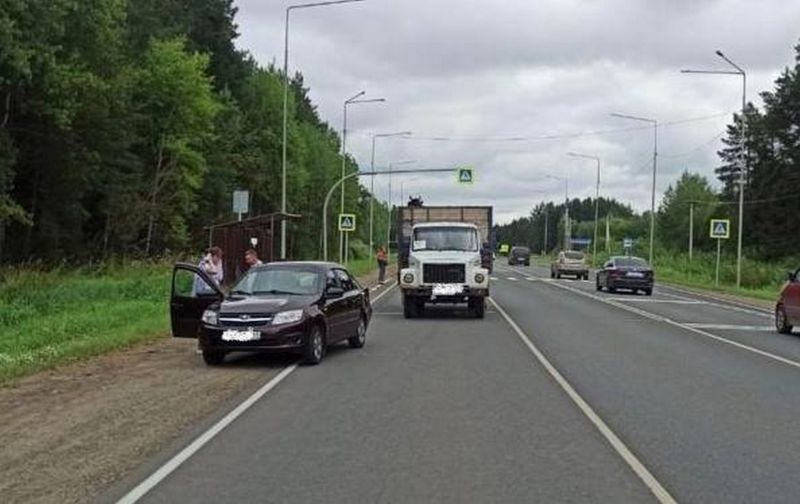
457, 167, 474, 185
709, 219, 730, 239
339, 214, 356, 232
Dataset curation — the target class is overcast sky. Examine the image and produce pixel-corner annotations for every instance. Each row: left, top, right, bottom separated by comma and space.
235, 0, 800, 224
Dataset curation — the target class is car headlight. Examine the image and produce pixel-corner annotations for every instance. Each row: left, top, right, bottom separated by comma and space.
474, 273, 485, 283
201, 309, 219, 326
272, 309, 304, 325
403, 273, 414, 284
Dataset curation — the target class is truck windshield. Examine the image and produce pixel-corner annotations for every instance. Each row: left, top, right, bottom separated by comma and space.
412, 227, 479, 252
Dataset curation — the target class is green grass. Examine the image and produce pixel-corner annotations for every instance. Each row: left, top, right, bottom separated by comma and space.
345, 254, 395, 278
0, 257, 387, 383
0, 262, 173, 383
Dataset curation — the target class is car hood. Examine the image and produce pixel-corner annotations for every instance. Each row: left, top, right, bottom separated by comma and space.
219, 294, 317, 314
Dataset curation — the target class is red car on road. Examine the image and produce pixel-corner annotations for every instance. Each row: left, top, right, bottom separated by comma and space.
776, 269, 800, 333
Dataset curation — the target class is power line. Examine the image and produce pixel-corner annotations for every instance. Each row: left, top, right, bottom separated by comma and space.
390, 111, 733, 143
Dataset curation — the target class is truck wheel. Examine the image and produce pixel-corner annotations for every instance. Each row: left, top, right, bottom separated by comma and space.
403, 294, 417, 319
469, 297, 485, 319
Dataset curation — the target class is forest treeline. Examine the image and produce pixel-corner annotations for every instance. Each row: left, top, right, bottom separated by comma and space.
0, 0, 386, 263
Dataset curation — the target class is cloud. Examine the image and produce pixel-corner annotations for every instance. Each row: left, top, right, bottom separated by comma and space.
234, 0, 800, 223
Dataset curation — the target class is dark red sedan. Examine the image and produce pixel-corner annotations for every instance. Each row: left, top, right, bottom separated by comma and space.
776, 269, 800, 334
170, 261, 372, 365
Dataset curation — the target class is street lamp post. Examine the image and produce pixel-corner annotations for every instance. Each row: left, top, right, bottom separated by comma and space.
546, 174, 570, 250
681, 50, 747, 287
339, 92, 385, 263
281, 0, 365, 260
568, 152, 601, 267
369, 131, 411, 255
386, 160, 416, 255
611, 112, 658, 265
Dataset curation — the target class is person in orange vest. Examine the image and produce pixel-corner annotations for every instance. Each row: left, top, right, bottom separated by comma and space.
376, 245, 388, 284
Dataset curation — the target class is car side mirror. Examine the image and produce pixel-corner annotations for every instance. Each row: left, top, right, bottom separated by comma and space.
326, 286, 345, 299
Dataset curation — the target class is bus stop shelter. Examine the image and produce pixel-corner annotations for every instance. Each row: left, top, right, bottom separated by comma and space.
206, 212, 302, 283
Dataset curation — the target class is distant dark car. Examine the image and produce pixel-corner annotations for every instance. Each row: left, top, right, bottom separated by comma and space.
596, 256, 653, 295
508, 246, 531, 266
775, 268, 800, 333
170, 261, 372, 366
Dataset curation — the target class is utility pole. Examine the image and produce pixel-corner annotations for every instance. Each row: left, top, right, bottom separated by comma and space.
567, 152, 601, 267
688, 201, 695, 261
543, 210, 549, 256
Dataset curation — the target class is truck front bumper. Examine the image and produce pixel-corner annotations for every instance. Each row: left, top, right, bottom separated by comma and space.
402, 286, 489, 303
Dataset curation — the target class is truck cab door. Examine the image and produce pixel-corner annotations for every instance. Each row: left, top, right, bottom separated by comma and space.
170, 263, 223, 338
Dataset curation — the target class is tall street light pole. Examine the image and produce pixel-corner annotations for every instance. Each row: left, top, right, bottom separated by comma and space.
339, 92, 385, 263
282, 0, 365, 260
546, 174, 569, 250
567, 152, 601, 267
370, 131, 411, 254
386, 160, 416, 255
681, 50, 747, 287
611, 112, 658, 265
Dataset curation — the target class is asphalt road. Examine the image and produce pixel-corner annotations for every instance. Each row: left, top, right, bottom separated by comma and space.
113, 264, 800, 504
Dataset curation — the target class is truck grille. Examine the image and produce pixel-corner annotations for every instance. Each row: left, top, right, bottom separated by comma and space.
423, 263, 465, 284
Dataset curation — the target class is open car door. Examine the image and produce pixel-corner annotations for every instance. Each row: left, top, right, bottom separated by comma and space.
170, 263, 223, 338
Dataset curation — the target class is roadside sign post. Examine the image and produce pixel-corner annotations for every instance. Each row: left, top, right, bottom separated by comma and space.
457, 167, 474, 185
339, 214, 356, 265
623, 238, 633, 256
710, 219, 730, 286
232, 190, 249, 222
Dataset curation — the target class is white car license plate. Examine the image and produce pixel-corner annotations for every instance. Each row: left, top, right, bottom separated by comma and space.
432, 284, 463, 296
221, 329, 260, 342
627, 272, 644, 278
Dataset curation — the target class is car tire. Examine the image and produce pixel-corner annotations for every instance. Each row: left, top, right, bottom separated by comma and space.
550, 270, 555, 279
348, 315, 367, 348
202, 349, 225, 366
776, 305, 793, 334
596, 278, 602, 291
556, 272, 561, 279
469, 297, 485, 319
643, 288, 653, 296
302, 324, 325, 365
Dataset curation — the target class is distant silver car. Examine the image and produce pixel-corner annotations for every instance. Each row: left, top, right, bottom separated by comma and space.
551, 250, 589, 280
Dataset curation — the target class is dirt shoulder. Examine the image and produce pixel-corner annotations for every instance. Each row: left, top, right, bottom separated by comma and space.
0, 265, 395, 504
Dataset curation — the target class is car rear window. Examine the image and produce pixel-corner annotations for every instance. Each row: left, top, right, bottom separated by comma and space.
565, 252, 584, 260
512, 247, 530, 254
614, 257, 648, 267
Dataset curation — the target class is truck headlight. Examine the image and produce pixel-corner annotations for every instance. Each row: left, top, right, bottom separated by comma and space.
272, 309, 304, 325
403, 273, 414, 284
201, 309, 219, 326
474, 273, 485, 284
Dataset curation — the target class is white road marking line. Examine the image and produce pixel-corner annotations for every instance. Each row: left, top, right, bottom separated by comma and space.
489, 298, 677, 504
683, 323, 775, 332
660, 284, 772, 316
546, 280, 800, 371
116, 365, 298, 504
609, 298, 706, 305
507, 277, 518, 281
490, 276, 499, 281
120, 280, 398, 503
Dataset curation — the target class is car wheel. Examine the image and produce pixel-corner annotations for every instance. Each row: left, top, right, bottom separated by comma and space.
202, 349, 225, 366
302, 324, 325, 365
556, 272, 561, 279
469, 297, 485, 319
776, 305, 793, 334
643, 288, 653, 296
348, 315, 367, 348
550, 270, 555, 279
596, 278, 602, 291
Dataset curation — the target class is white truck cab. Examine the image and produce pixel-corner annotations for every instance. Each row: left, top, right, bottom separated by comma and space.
399, 222, 490, 318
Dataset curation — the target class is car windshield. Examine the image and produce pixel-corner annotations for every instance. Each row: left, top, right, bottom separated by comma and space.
565, 251, 584, 260
615, 257, 648, 268
412, 227, 479, 252
231, 268, 322, 295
